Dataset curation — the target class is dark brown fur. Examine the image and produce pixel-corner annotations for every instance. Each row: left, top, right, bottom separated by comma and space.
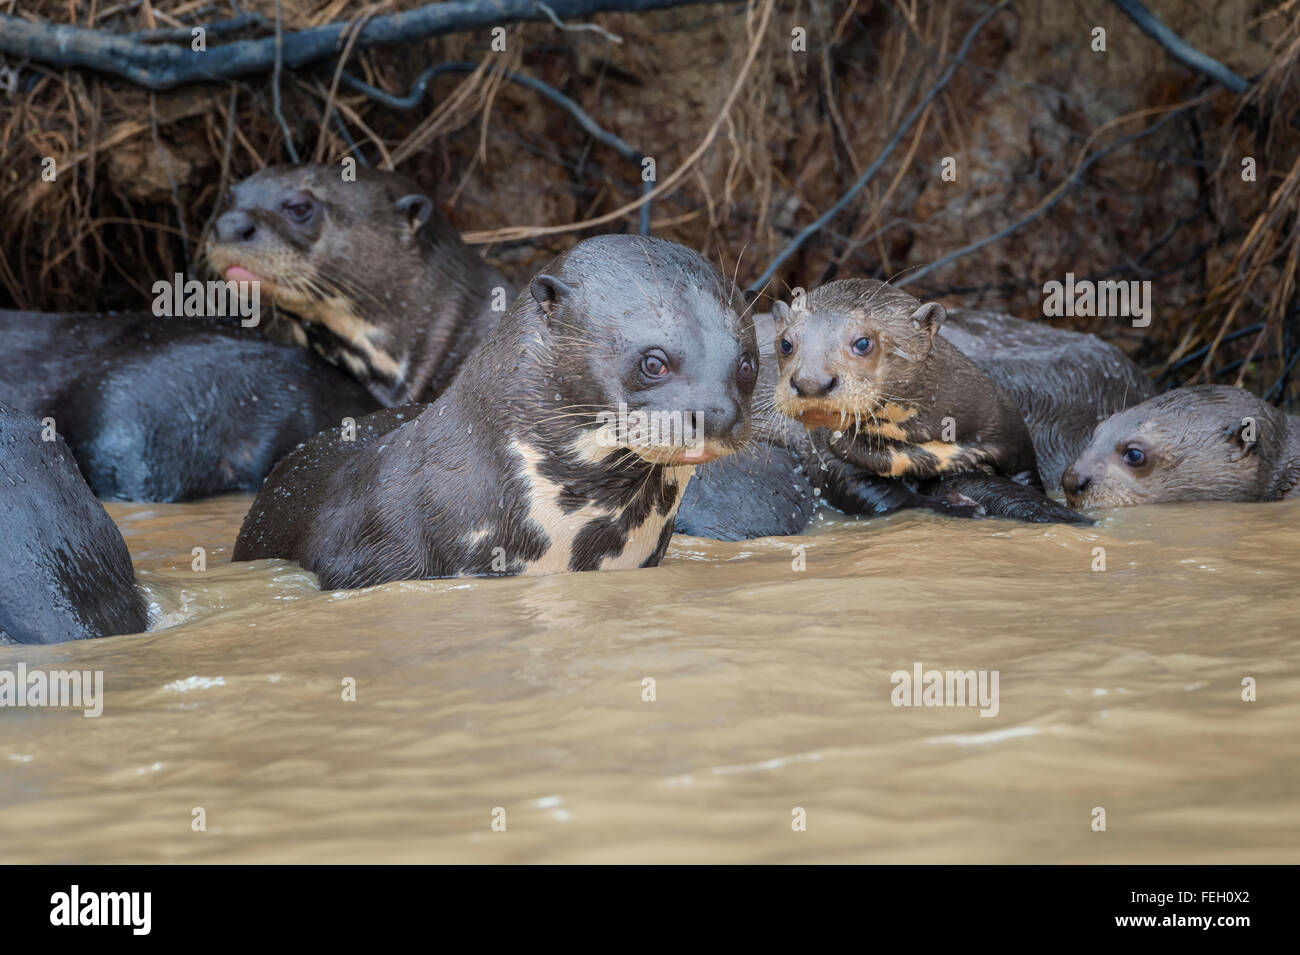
1064, 384, 1300, 507
204, 164, 512, 404
941, 307, 1155, 488
233, 235, 758, 589
771, 280, 1089, 524
774, 280, 1041, 485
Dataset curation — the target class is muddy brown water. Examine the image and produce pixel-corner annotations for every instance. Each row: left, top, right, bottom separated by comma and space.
1, 493, 1297, 863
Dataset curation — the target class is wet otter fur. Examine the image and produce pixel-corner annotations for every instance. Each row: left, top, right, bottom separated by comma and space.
0, 402, 147, 643
0, 310, 377, 502
1064, 384, 1300, 507
1, 166, 498, 502
771, 279, 1089, 525
941, 306, 1155, 488
679, 302, 1155, 536
205, 164, 512, 405
233, 235, 758, 589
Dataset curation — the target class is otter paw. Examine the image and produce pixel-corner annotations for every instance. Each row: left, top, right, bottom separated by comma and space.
919, 490, 986, 520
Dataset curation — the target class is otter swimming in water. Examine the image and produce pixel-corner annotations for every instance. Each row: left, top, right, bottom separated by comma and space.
204, 164, 513, 405
0, 402, 146, 643
0, 166, 513, 502
603, 300, 1157, 537
1064, 384, 1300, 507
768, 279, 1090, 524
233, 235, 758, 589
938, 306, 1154, 489
199, 165, 1152, 537
0, 310, 377, 502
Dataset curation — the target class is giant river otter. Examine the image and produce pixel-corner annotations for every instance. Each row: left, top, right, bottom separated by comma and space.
0, 166, 510, 501
0, 402, 146, 643
233, 235, 758, 588
1064, 384, 1300, 507
0, 310, 376, 501
204, 164, 513, 405
768, 279, 1091, 524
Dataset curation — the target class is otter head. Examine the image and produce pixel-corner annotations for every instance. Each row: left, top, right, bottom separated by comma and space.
1063, 385, 1289, 507
525, 235, 757, 467
771, 279, 943, 432
203, 164, 455, 395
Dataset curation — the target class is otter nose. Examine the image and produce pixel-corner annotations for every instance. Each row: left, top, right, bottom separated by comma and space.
215, 210, 257, 243
791, 374, 838, 398
697, 403, 744, 441
1062, 466, 1092, 497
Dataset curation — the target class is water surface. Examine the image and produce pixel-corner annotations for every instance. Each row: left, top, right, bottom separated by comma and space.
2, 495, 1297, 863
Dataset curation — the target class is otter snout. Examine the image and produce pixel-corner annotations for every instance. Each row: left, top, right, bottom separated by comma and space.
214, 210, 257, 244
1061, 465, 1092, 502
791, 372, 839, 398
695, 402, 747, 442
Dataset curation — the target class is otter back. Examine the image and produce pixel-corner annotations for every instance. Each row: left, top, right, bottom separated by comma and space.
0, 402, 147, 643
0, 310, 378, 501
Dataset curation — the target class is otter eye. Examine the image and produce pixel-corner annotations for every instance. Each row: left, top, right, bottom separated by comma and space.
738, 355, 756, 382
640, 352, 669, 380
779, 337, 795, 357
282, 198, 314, 223
1122, 446, 1146, 467
851, 337, 873, 356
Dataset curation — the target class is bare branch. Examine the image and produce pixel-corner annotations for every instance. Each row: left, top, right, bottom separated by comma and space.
536, 1, 624, 43
748, 0, 1011, 296
0, 0, 736, 91
1110, 0, 1251, 95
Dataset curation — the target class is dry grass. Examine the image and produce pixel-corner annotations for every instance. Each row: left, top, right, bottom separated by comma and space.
1, 0, 1297, 403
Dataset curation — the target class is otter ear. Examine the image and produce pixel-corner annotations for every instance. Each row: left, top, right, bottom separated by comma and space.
394, 194, 434, 234
771, 300, 794, 327
1225, 416, 1259, 456
909, 301, 945, 340
530, 274, 575, 321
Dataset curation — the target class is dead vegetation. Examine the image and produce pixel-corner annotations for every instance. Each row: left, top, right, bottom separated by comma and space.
1, 0, 1297, 404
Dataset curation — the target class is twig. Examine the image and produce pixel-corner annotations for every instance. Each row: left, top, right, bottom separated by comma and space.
341, 61, 652, 233
271, 0, 299, 163
149, 91, 191, 271
1157, 322, 1265, 384
198, 83, 240, 251
460, 0, 773, 244
1110, 0, 1251, 95
0, 1, 736, 90
537, 1, 624, 43
313, 8, 377, 164
898, 102, 1200, 289
1265, 336, 1300, 401
747, 0, 1010, 295
332, 109, 369, 167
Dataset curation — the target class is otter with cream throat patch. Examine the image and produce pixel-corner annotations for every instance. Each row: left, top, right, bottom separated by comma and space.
772, 279, 1088, 524
233, 235, 757, 589
205, 164, 512, 405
